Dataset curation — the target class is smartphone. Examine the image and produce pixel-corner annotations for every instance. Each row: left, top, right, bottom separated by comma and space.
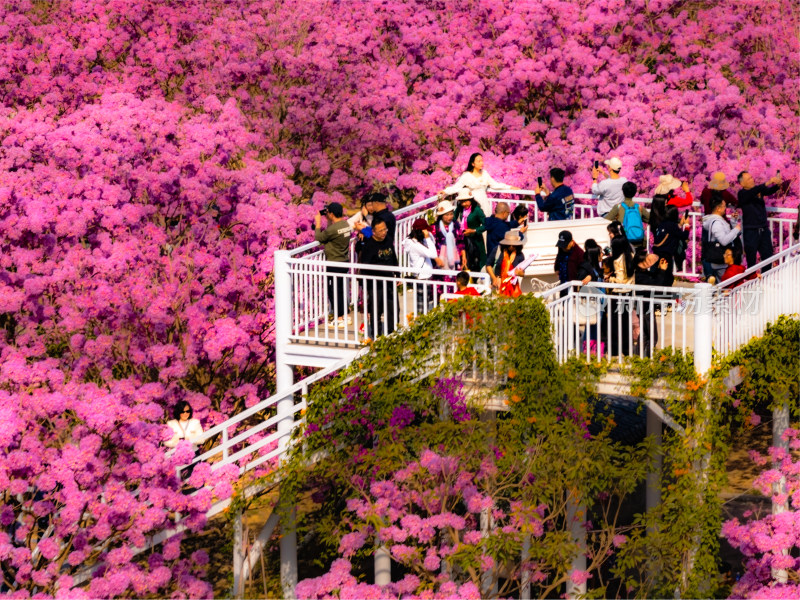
594, 160, 599, 169
537, 176, 542, 187
683, 210, 689, 221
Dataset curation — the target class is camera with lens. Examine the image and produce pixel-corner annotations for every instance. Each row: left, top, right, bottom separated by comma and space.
603, 246, 612, 256
319, 208, 328, 217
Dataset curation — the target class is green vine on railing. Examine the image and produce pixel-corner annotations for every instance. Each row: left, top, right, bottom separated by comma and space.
228, 297, 798, 599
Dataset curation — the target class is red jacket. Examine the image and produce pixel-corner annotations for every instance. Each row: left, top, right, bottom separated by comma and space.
720, 264, 757, 287
667, 189, 694, 208
700, 188, 737, 213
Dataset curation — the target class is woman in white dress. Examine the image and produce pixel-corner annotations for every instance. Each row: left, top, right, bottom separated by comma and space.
438, 153, 518, 216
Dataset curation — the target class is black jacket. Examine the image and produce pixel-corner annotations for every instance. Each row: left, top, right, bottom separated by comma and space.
359, 236, 398, 279
738, 184, 780, 230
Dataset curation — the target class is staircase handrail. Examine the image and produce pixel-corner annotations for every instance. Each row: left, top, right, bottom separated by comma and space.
713, 241, 800, 291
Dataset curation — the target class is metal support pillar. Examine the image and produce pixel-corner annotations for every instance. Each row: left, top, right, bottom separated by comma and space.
374, 544, 391, 586
233, 510, 245, 598
693, 283, 713, 375
646, 407, 662, 517
772, 403, 790, 583
565, 498, 587, 599
274, 249, 298, 598
520, 535, 531, 600
677, 283, 713, 597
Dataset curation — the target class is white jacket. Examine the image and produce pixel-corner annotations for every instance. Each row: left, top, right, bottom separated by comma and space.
403, 237, 438, 280
443, 170, 515, 216
165, 418, 204, 448
702, 214, 740, 247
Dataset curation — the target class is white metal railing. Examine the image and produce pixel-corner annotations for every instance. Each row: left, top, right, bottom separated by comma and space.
287, 258, 490, 345
537, 243, 800, 364
289, 190, 798, 280
184, 352, 368, 479
712, 243, 800, 355
539, 281, 702, 363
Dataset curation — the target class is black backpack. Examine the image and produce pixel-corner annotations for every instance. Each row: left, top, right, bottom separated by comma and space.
701, 223, 739, 264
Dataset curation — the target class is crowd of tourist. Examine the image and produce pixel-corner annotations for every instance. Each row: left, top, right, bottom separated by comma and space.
311, 152, 794, 346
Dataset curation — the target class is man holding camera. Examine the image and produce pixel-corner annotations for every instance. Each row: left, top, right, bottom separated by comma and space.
315, 202, 352, 328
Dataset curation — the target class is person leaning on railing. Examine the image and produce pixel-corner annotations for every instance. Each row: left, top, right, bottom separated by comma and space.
165, 401, 205, 481
633, 249, 672, 357
702, 193, 742, 281
652, 204, 690, 282
484, 202, 527, 261
402, 219, 442, 314
433, 200, 466, 273
358, 216, 399, 340
485, 231, 526, 298
554, 230, 585, 297
603, 237, 636, 357
713, 246, 760, 287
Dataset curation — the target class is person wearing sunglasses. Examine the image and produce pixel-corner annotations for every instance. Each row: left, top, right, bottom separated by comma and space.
165, 401, 204, 449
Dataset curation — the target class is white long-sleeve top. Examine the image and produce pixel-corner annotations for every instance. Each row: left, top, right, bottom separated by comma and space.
402, 236, 438, 280
164, 418, 204, 448
443, 170, 515, 216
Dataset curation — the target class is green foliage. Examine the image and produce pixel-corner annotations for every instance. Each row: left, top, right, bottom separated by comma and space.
272, 296, 654, 597
252, 295, 797, 599
718, 315, 800, 416
615, 320, 800, 598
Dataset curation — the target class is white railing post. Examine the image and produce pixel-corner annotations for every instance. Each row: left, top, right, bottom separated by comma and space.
274, 249, 298, 598
693, 284, 713, 375
374, 544, 391, 586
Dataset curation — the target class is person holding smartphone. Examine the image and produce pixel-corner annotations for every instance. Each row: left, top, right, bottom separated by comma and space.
592, 156, 628, 217
535, 167, 575, 220
737, 170, 784, 271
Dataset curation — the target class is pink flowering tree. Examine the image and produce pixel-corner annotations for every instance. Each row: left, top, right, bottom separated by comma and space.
721, 427, 800, 599
291, 338, 652, 600
0, 358, 240, 597
0, 0, 798, 596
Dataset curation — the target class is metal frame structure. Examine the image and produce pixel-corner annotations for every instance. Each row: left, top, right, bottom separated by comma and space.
135, 189, 799, 598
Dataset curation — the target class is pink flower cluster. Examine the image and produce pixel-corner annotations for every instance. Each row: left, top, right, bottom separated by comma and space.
721, 428, 800, 598
295, 559, 483, 600
300, 450, 548, 598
